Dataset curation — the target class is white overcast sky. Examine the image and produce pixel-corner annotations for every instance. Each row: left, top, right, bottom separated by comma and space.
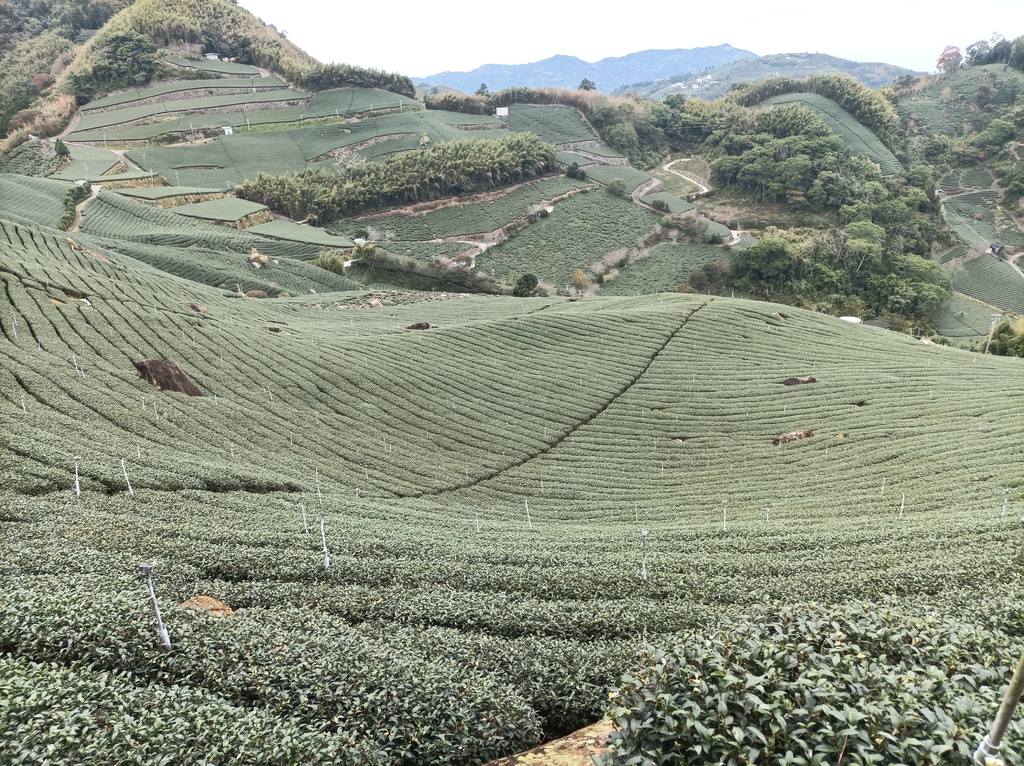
238, 0, 1020, 79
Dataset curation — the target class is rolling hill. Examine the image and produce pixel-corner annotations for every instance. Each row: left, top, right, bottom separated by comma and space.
3, 3, 1024, 763
2, 209, 1023, 763
617, 52, 919, 100
415, 45, 757, 94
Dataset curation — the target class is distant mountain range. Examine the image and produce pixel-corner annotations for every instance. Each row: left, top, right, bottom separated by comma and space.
613, 53, 921, 100
414, 45, 757, 94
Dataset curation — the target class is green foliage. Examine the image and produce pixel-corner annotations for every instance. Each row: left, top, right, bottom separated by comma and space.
987, 317, 1024, 356
238, 132, 558, 223
477, 187, 658, 286
759, 92, 903, 175
599, 244, 729, 296
333, 177, 587, 243
975, 118, 1016, 149
951, 253, 1024, 313
66, 31, 161, 103
601, 602, 1023, 766
566, 161, 587, 180
0, 140, 69, 177
426, 87, 666, 169
578, 78, 596, 91
0, 174, 76, 228
2, 212, 1024, 764
346, 244, 500, 293
724, 73, 903, 152
59, 181, 91, 230
511, 273, 539, 296
296, 64, 415, 98
732, 235, 797, 290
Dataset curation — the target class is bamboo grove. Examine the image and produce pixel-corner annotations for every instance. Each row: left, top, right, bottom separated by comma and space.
237, 133, 558, 224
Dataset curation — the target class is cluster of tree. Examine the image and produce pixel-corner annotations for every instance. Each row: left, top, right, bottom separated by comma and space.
730, 227, 951, 325
318, 244, 500, 294
238, 132, 557, 224
964, 34, 1024, 70
295, 64, 415, 99
722, 73, 903, 153
986, 317, 1024, 356
0, 0, 127, 137
935, 35, 1024, 75
708, 104, 847, 205
65, 31, 160, 103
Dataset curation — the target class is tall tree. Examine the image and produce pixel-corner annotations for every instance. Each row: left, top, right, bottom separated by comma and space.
936, 45, 962, 75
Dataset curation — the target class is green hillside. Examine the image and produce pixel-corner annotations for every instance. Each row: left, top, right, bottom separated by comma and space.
758, 92, 903, 174
3, 4, 1024, 762
899, 64, 1024, 137
3, 212, 1023, 764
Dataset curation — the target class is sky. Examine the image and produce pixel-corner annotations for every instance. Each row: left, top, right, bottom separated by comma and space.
238, 0, 1020, 80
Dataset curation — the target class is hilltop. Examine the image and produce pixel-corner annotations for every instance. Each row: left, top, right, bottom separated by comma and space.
414, 45, 757, 94
614, 52, 920, 100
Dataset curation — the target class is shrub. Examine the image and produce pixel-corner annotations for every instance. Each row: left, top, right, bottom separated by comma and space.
600, 602, 1023, 765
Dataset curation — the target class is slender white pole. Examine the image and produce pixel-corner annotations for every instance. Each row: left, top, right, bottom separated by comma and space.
320, 513, 330, 569
145, 572, 171, 649
640, 529, 649, 581
74, 456, 81, 497
122, 457, 134, 496
525, 499, 532, 530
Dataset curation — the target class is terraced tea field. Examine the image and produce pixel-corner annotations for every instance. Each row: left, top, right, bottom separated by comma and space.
932, 293, 1005, 343
332, 176, 590, 245
126, 109, 506, 188
2, 205, 1023, 764
950, 253, 1024, 314
899, 65, 1024, 137
476, 189, 660, 285
507, 105, 597, 144
599, 243, 729, 295
759, 92, 903, 175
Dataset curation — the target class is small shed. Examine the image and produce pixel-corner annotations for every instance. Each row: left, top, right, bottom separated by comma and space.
495, 107, 509, 117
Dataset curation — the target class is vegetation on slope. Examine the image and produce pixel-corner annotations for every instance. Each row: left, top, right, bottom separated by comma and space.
723, 73, 904, 153
237, 132, 558, 223
2, 211, 1023, 763
0, 0, 412, 156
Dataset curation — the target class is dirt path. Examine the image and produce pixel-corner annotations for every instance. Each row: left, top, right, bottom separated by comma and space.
663, 158, 709, 194
57, 111, 82, 140
70, 183, 102, 232
484, 720, 614, 766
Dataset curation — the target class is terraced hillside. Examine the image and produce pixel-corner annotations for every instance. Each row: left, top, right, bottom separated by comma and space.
899, 65, 1024, 137
759, 92, 903, 175
2, 212, 1023, 764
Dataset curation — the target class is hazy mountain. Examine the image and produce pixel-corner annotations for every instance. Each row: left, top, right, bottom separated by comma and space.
614, 52, 921, 100
415, 45, 757, 94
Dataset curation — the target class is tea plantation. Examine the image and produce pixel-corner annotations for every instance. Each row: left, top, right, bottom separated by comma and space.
2, 206, 1023, 764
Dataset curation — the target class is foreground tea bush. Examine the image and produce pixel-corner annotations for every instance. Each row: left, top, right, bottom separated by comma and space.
601, 602, 1024, 765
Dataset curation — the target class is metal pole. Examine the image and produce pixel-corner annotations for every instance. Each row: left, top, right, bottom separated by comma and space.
974, 650, 1024, 765
640, 529, 649, 581
140, 561, 171, 649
